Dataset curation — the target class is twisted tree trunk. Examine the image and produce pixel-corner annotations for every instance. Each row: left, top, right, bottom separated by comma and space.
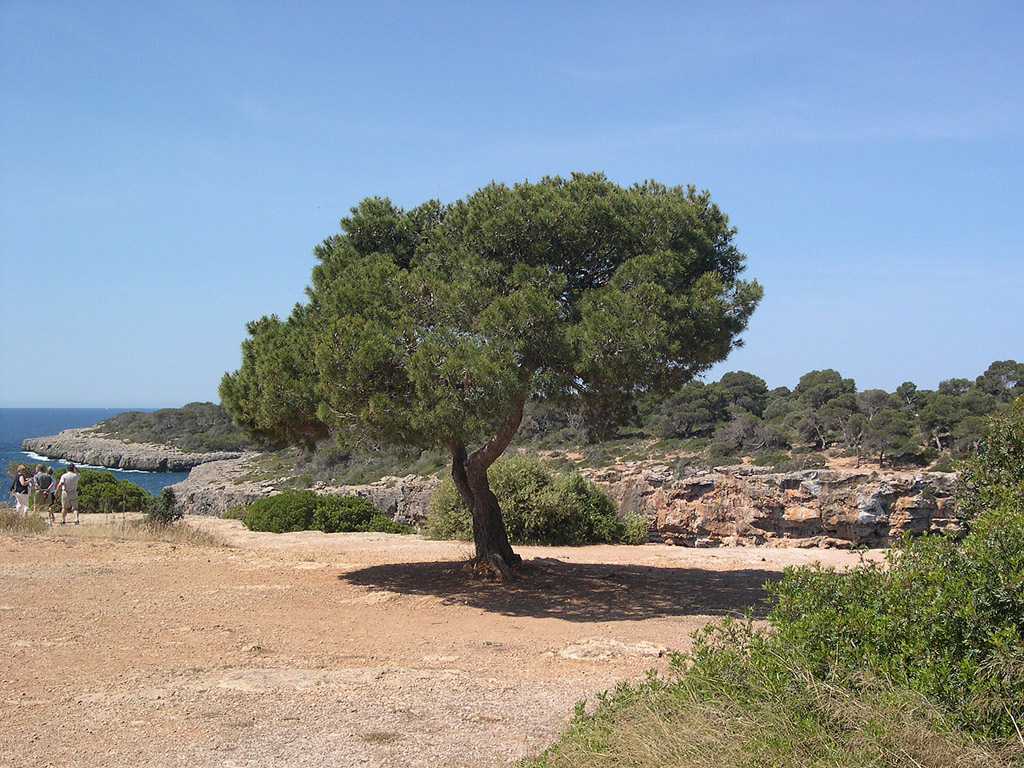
448, 398, 525, 581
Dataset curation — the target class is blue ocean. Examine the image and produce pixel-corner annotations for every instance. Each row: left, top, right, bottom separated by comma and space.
0, 408, 188, 497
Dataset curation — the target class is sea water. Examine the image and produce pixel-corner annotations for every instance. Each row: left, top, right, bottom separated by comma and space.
0, 408, 189, 497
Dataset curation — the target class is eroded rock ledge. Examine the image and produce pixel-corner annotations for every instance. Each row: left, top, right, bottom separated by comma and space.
172, 455, 960, 548
21, 429, 242, 472
587, 464, 961, 548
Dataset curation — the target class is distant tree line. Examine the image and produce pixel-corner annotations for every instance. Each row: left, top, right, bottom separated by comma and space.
517, 359, 1024, 471
85, 360, 1022, 484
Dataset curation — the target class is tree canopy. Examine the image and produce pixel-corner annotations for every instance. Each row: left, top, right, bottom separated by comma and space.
221, 173, 762, 577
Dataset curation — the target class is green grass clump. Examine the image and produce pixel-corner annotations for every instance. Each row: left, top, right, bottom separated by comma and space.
525, 626, 1020, 768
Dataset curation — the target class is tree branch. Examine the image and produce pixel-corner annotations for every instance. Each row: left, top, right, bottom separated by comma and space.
466, 396, 525, 473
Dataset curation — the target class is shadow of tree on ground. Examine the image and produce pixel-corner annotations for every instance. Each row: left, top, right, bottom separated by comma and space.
339, 557, 780, 623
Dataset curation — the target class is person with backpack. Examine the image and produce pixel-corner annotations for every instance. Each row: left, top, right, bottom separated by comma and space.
33, 464, 55, 524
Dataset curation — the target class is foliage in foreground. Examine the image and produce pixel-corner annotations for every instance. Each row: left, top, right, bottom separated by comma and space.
426, 454, 648, 546
242, 491, 409, 535
524, 400, 1024, 767
525, 633, 1021, 768
526, 504, 1024, 767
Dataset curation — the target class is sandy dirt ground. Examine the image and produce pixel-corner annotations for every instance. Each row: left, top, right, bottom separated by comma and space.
1, 517, 876, 768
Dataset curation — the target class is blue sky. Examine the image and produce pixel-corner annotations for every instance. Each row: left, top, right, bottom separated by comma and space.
1, 1, 1021, 408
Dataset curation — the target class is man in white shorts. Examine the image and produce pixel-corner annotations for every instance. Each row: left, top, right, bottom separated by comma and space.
55, 463, 80, 525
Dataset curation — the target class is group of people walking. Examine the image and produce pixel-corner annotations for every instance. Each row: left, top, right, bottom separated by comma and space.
9, 463, 79, 525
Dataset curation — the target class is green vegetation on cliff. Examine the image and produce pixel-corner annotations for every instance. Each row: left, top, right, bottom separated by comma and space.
221, 358, 1022, 493
95, 402, 249, 453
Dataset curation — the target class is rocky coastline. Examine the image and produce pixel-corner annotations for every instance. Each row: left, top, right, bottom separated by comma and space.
170, 454, 961, 548
21, 428, 243, 472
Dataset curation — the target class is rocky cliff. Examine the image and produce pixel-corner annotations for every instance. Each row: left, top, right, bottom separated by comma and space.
22, 429, 242, 472
586, 464, 961, 548
168, 454, 438, 525
172, 454, 961, 548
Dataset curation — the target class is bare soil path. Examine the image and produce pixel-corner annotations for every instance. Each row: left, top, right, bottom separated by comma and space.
1, 517, 873, 768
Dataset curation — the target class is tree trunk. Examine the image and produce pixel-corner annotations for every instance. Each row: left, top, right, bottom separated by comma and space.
448, 398, 526, 581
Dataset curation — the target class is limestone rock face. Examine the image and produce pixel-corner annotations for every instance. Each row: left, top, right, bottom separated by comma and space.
171, 455, 960, 548
169, 454, 439, 526
585, 464, 960, 547
21, 429, 242, 472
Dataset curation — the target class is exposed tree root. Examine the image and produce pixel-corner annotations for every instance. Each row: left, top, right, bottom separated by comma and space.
462, 553, 523, 582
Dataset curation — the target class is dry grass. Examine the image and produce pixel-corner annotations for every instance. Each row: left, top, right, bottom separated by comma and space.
524, 666, 1022, 768
0, 508, 225, 548
0, 506, 48, 534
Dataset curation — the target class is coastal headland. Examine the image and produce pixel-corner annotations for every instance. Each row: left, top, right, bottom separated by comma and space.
21, 428, 242, 472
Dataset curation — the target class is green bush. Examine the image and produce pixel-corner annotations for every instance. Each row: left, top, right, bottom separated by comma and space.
750, 451, 790, 469
146, 487, 182, 525
244, 490, 317, 533
311, 495, 375, 532
957, 394, 1024, 521
766, 398, 1024, 737
426, 455, 646, 546
363, 513, 412, 534
222, 504, 248, 520
71, 469, 152, 514
707, 441, 741, 467
242, 490, 409, 534
768, 499, 1024, 736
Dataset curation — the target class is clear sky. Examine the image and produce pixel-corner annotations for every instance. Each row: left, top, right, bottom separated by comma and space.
2, 1, 1021, 408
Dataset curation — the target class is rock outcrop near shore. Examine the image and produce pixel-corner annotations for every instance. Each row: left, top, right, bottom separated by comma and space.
22, 429, 242, 472
172, 454, 960, 548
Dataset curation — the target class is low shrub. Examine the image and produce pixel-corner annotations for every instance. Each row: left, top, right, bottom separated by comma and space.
70, 469, 152, 514
244, 490, 317, 533
146, 487, 182, 526
312, 495, 374, 533
750, 451, 791, 469
707, 441, 741, 466
426, 455, 646, 546
222, 504, 248, 520
243, 491, 409, 534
